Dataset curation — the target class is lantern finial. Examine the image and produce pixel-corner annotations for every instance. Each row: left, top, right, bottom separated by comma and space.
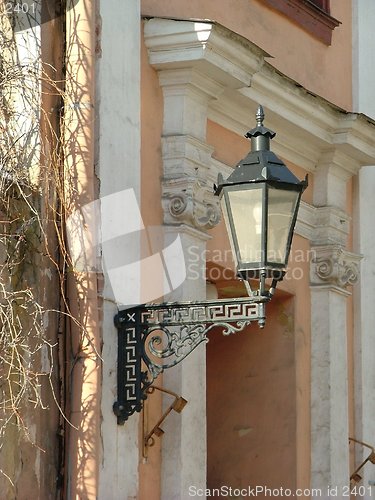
245, 105, 275, 151
256, 105, 265, 127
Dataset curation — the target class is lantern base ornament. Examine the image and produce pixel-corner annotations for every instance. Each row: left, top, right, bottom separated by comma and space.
113, 295, 269, 424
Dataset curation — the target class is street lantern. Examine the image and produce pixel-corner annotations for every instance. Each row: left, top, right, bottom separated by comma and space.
215, 105, 307, 292
113, 104, 308, 424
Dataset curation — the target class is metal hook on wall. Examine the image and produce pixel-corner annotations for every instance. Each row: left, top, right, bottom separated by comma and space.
349, 437, 375, 484
142, 385, 188, 459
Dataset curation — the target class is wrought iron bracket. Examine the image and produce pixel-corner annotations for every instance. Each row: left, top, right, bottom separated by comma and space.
113, 296, 268, 424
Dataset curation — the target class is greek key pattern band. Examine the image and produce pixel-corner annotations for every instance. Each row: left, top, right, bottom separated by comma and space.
113, 297, 265, 424
140, 301, 260, 326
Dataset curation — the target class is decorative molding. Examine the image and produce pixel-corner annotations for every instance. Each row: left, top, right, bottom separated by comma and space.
294, 201, 316, 241
313, 206, 350, 246
162, 134, 213, 177
317, 148, 360, 178
153, 61, 225, 233
209, 82, 326, 172
210, 69, 375, 175
294, 203, 350, 244
313, 150, 360, 211
158, 68, 225, 101
145, 18, 375, 178
159, 68, 224, 140
236, 73, 375, 174
161, 135, 221, 231
144, 18, 266, 89
163, 188, 220, 230
310, 245, 362, 292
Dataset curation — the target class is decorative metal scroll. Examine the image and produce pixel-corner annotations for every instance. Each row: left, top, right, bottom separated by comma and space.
113, 296, 267, 424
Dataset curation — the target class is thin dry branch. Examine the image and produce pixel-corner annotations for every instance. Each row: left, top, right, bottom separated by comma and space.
0, 2, 85, 460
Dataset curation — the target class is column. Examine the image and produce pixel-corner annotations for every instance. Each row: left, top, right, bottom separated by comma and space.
157, 67, 222, 500
310, 156, 361, 492
353, 166, 375, 496
310, 246, 360, 491
98, 0, 141, 498
143, 18, 262, 497
352, 0, 375, 119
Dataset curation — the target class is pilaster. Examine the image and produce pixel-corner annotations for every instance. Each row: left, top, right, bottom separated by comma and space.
98, 1, 141, 498
160, 225, 209, 500
159, 68, 223, 234
353, 166, 375, 495
310, 151, 361, 492
146, 37, 225, 498
314, 149, 355, 210
162, 135, 220, 230
310, 245, 360, 490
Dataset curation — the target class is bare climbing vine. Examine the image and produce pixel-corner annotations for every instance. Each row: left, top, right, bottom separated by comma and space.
0, 1, 71, 456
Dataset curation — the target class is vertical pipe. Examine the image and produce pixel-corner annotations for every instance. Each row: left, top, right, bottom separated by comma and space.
64, 0, 100, 498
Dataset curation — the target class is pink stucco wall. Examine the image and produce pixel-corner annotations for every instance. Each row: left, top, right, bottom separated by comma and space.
207, 296, 297, 494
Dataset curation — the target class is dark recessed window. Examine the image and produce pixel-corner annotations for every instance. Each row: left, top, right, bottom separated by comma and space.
260, 0, 340, 45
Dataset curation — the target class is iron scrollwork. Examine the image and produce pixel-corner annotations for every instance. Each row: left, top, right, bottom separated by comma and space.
113, 296, 267, 424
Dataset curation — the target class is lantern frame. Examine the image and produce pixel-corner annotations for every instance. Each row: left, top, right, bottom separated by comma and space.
215, 105, 308, 284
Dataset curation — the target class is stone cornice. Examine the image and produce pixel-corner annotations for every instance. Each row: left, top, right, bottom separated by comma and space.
209, 157, 232, 185
332, 114, 375, 166
317, 148, 360, 179
144, 18, 375, 175
144, 18, 265, 89
158, 68, 225, 101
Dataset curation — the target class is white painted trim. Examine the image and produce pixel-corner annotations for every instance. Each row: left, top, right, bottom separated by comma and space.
295, 202, 316, 242
310, 287, 350, 490
145, 19, 264, 89
353, 166, 375, 495
352, 0, 375, 120
98, 1, 141, 498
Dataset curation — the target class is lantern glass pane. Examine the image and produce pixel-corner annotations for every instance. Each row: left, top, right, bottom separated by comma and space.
267, 187, 299, 264
223, 186, 263, 267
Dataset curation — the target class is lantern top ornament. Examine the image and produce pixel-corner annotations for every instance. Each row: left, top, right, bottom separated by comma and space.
214, 105, 307, 194
245, 104, 276, 143
214, 105, 308, 283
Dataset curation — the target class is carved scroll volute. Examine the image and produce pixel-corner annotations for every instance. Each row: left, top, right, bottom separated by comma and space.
310, 245, 361, 291
161, 135, 221, 232
165, 190, 221, 230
